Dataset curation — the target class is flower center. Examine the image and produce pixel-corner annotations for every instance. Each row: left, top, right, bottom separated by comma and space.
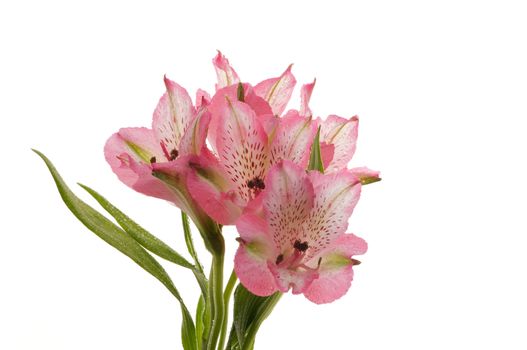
169, 148, 179, 161
275, 239, 319, 271
247, 177, 265, 197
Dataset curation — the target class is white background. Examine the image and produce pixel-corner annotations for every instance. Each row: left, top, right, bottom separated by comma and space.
1, 1, 526, 349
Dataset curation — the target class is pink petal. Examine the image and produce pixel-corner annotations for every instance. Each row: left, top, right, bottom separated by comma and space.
269, 111, 317, 168
303, 234, 367, 304
319, 115, 359, 172
208, 83, 272, 152
212, 50, 240, 90
254, 65, 296, 116
234, 213, 279, 296
195, 89, 211, 109
152, 76, 196, 160
303, 169, 361, 260
186, 149, 243, 225
150, 156, 211, 229
320, 142, 335, 170
214, 97, 270, 204
104, 128, 179, 203
300, 79, 316, 117
268, 263, 319, 294
178, 108, 211, 156
263, 161, 314, 251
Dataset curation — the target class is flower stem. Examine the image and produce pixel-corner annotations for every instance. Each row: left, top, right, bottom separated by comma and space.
205, 238, 225, 350
218, 269, 237, 350
241, 292, 282, 350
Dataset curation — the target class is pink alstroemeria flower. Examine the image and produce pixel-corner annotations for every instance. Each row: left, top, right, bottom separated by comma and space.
234, 160, 367, 304
104, 76, 212, 229
298, 79, 381, 183
173, 52, 317, 225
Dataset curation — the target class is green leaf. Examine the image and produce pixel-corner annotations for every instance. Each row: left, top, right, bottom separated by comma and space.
79, 184, 194, 269
33, 149, 197, 350
308, 126, 325, 173
195, 295, 206, 349
226, 284, 282, 350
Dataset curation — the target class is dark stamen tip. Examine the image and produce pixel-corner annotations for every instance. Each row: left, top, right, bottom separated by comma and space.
150, 156, 157, 164
169, 149, 179, 161
293, 240, 309, 252
275, 254, 284, 265
235, 237, 246, 245
351, 258, 361, 266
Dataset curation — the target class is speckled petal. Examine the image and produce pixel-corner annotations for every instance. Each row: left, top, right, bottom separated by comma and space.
269, 111, 317, 168
178, 108, 211, 156
263, 161, 314, 252
152, 76, 196, 160
302, 169, 361, 260
214, 97, 270, 204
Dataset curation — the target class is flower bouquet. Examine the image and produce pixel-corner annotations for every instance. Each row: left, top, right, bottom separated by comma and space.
35, 51, 380, 349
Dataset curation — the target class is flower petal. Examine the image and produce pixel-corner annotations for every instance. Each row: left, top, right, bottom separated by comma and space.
208, 83, 272, 152
213, 50, 240, 90
186, 149, 243, 225
269, 111, 317, 168
152, 76, 196, 159
104, 127, 178, 203
254, 65, 296, 116
263, 161, 314, 252
195, 89, 211, 109
235, 213, 279, 296
214, 97, 270, 204
300, 79, 316, 117
302, 169, 361, 260
268, 263, 319, 294
320, 142, 335, 170
178, 108, 211, 156
304, 233, 367, 304
319, 115, 359, 172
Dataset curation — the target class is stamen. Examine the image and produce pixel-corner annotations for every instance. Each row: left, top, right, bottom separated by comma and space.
275, 254, 284, 265
150, 156, 157, 164
170, 149, 179, 161
247, 177, 265, 190
293, 240, 309, 252
351, 258, 361, 266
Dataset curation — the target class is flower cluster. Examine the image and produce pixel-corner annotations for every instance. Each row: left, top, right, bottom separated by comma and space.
104, 51, 379, 304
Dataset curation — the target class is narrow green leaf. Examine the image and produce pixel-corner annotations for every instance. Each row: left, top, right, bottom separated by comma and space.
308, 126, 324, 173
33, 149, 197, 350
196, 295, 205, 350
79, 184, 194, 269
181, 211, 204, 273
227, 284, 281, 349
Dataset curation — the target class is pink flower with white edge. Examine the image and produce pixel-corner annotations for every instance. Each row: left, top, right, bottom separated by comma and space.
234, 160, 367, 304
104, 76, 212, 229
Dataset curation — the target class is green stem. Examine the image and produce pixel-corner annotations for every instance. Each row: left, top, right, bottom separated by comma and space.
218, 269, 237, 350
206, 251, 225, 350
241, 292, 282, 350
